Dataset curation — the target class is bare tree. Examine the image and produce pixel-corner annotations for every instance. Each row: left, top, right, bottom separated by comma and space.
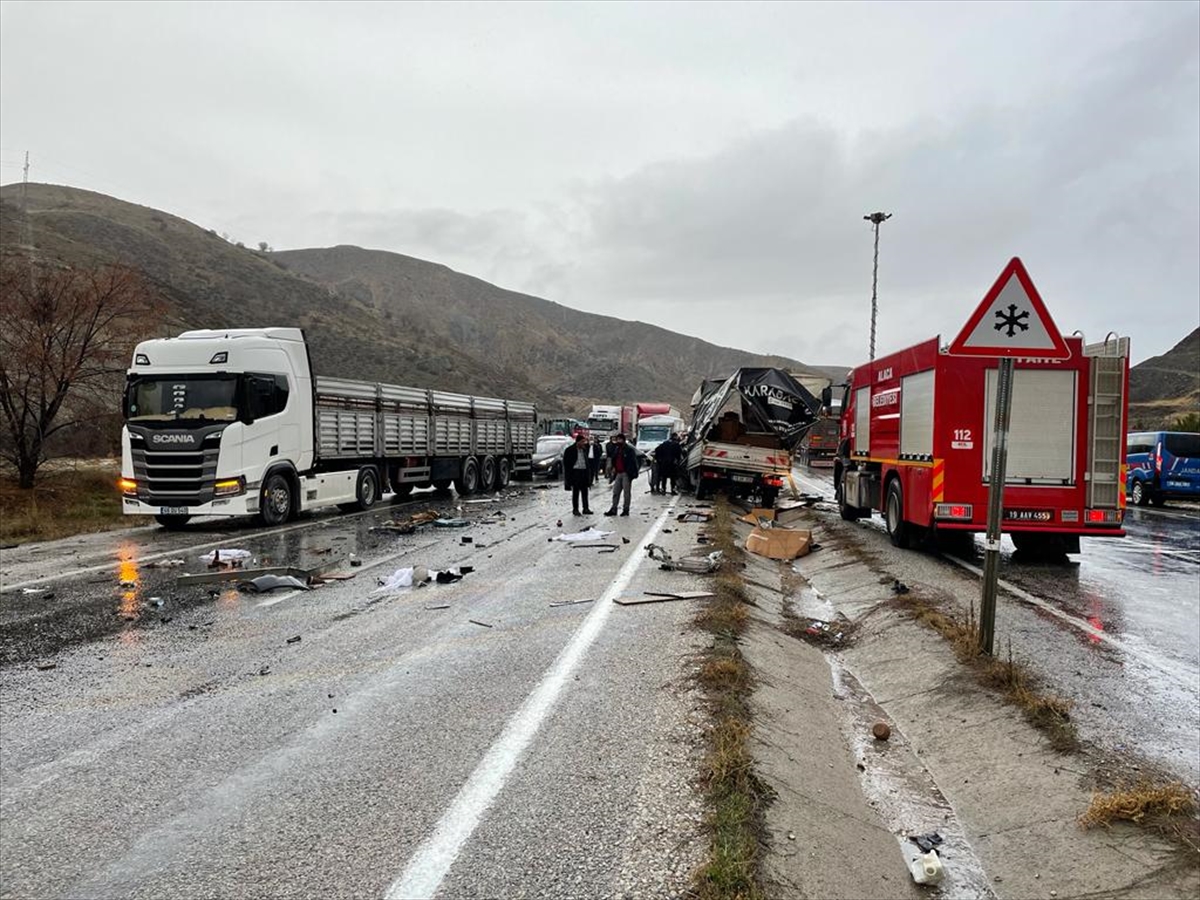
0, 260, 164, 488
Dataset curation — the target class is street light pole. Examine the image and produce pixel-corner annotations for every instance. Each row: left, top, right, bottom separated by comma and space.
864, 211, 891, 363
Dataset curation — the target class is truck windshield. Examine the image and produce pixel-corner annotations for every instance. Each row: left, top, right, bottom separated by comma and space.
126, 375, 239, 423
638, 425, 671, 444
588, 418, 617, 433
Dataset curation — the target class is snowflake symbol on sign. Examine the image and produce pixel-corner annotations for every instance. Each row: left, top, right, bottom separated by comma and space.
993, 303, 1030, 338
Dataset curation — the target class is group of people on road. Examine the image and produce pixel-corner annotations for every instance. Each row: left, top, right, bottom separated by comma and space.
562, 431, 684, 517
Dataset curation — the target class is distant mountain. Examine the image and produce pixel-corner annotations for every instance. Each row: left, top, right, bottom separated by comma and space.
1128, 328, 1199, 429
0, 183, 837, 414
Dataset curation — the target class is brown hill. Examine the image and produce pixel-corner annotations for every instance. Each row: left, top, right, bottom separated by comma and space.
1128, 328, 1199, 429
0, 182, 833, 414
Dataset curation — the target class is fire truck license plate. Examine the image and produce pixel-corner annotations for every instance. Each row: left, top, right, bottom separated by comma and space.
159, 507, 189, 515
1004, 509, 1053, 522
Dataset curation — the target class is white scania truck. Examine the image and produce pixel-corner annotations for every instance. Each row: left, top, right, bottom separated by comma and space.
119, 328, 538, 528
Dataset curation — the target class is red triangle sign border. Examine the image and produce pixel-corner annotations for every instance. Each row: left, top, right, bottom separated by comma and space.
947, 257, 1071, 359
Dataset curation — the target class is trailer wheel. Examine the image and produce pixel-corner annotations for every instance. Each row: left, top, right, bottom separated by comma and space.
497, 457, 511, 488
155, 514, 191, 530
259, 472, 293, 526
479, 456, 497, 493
454, 458, 479, 495
885, 479, 911, 548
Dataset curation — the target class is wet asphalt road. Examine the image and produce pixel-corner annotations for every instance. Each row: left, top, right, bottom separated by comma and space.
0, 485, 708, 899
792, 465, 1200, 782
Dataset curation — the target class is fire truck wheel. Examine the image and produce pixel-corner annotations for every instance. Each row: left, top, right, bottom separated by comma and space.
1130, 481, 1147, 506
885, 480, 911, 548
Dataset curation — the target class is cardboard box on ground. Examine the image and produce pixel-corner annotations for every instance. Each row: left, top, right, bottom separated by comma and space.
740, 509, 813, 561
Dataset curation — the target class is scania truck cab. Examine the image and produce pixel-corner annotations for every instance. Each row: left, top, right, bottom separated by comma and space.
119, 328, 537, 528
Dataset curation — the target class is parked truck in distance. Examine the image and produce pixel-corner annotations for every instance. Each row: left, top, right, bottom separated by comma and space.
792, 374, 843, 467
835, 334, 1129, 556
119, 328, 538, 528
634, 403, 685, 460
685, 369, 820, 508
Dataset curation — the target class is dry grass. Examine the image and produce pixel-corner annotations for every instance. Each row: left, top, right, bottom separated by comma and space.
0, 461, 146, 543
692, 498, 770, 900
896, 595, 1079, 753
1080, 782, 1200, 854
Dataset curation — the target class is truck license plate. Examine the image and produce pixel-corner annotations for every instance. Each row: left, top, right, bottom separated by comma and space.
732, 475, 754, 483
159, 507, 189, 515
1004, 509, 1052, 522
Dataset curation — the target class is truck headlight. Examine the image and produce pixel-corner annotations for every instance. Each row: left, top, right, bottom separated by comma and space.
214, 477, 245, 497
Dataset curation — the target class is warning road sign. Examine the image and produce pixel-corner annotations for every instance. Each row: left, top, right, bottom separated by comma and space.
948, 257, 1070, 359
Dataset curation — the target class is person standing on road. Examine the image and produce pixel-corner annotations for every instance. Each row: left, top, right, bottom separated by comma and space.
604, 433, 640, 516
655, 433, 682, 495
562, 433, 593, 516
589, 435, 604, 486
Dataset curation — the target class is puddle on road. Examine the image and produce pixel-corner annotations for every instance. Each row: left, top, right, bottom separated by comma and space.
828, 661, 995, 900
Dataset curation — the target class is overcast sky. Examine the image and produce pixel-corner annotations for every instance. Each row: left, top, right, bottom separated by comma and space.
2, 0, 1197, 366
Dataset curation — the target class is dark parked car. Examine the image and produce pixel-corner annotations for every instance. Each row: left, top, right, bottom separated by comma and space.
532, 435, 572, 478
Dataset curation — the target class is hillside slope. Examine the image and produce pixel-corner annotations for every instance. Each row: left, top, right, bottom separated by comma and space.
1, 183, 829, 413
1128, 328, 1199, 429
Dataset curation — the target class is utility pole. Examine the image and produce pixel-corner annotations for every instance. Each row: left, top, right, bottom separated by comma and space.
21, 151, 32, 250
864, 211, 891, 362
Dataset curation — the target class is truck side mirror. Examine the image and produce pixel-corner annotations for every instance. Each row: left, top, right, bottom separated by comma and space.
820, 386, 832, 409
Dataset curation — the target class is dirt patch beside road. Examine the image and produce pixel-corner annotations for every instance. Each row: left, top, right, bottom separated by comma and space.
1, 459, 150, 543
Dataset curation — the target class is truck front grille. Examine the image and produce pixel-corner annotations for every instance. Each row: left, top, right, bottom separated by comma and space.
129, 431, 222, 506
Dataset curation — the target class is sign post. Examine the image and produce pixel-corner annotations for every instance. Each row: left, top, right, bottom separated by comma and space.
948, 258, 1070, 655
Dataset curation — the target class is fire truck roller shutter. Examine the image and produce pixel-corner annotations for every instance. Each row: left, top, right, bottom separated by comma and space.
900, 370, 934, 460
983, 369, 1077, 484
854, 386, 871, 456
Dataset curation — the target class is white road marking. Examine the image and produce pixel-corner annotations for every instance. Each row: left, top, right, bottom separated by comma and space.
384, 501, 677, 900
942, 554, 1197, 691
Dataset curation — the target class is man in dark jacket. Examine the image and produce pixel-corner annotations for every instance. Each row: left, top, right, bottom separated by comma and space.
604, 433, 640, 516
589, 435, 604, 486
562, 433, 592, 515
654, 433, 683, 495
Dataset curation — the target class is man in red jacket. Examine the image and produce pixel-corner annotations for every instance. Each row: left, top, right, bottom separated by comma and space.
604, 433, 640, 517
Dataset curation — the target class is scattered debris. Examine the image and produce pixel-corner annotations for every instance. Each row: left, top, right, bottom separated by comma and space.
739, 508, 776, 526
614, 590, 716, 606
35, 662, 57, 671
677, 510, 714, 523
662, 527, 673, 534
873, 721, 892, 741
435, 567, 471, 584
311, 572, 357, 583
434, 518, 470, 528
178, 565, 325, 586
286, 635, 302, 644
204, 548, 252, 567
646, 543, 723, 574
891, 580, 910, 595
21, 588, 47, 595
374, 567, 426, 592
746, 525, 811, 560
147, 558, 185, 568
468, 619, 493, 628
909, 833, 944, 853
461, 536, 473, 544
423, 604, 451, 610
244, 574, 310, 592
350, 559, 363, 567
553, 530, 615, 542
258, 665, 271, 676
622, 537, 630, 544
548, 598, 595, 607
569, 542, 619, 549
909, 850, 944, 885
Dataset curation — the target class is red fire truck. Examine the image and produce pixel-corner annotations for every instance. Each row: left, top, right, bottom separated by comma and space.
833, 334, 1129, 556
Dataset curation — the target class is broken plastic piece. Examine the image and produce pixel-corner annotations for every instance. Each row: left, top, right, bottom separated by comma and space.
909, 850, 944, 885
434, 518, 470, 528
204, 549, 252, 565
245, 574, 310, 592
553, 530, 615, 542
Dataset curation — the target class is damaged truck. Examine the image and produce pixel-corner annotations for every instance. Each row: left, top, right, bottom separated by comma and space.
119, 327, 538, 528
685, 368, 821, 507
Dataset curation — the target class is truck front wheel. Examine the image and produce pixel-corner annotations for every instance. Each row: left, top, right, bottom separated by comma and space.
259, 472, 293, 526
885, 479, 911, 548
353, 467, 380, 511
